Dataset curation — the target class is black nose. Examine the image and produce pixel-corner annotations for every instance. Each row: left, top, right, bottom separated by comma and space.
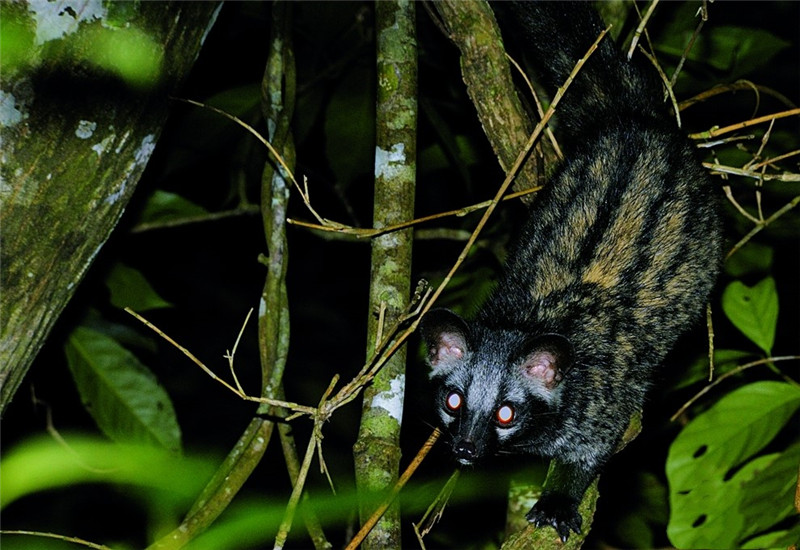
454, 439, 477, 463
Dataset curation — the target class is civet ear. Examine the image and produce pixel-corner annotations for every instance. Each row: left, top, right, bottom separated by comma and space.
517, 334, 573, 390
420, 309, 471, 376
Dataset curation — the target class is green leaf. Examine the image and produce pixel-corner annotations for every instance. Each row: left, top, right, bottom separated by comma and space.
666, 381, 800, 548
65, 327, 181, 453
724, 242, 773, 278
742, 525, 800, 549
738, 442, 800, 542
106, 262, 172, 311
721, 277, 778, 354
138, 190, 209, 225
0, 434, 213, 510
654, 14, 790, 79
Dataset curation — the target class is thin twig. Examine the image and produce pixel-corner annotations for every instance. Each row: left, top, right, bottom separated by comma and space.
679, 80, 797, 112
273, 377, 339, 550
173, 97, 327, 226
705, 304, 715, 382
224, 308, 253, 395
287, 186, 541, 237
505, 52, 563, 160
705, 163, 800, 182
0, 531, 112, 550
274, 423, 320, 550
345, 428, 442, 550
626, 0, 659, 61
726, 195, 800, 259
669, 1, 707, 88
412, 469, 461, 547
671, 356, 800, 422
722, 186, 760, 224
750, 149, 800, 171
689, 108, 800, 140
125, 308, 317, 416
638, 45, 681, 128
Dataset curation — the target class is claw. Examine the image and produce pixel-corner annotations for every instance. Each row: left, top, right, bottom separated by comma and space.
526, 493, 582, 542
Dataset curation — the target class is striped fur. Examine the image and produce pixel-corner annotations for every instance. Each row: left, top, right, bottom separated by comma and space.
422, 1, 722, 541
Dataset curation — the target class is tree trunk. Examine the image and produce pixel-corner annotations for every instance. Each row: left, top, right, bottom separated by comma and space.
0, 1, 222, 415
353, 1, 417, 548
433, 0, 557, 197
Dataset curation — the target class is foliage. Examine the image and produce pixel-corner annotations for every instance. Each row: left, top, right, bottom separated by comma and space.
666, 382, 800, 548
1, 2, 798, 549
65, 327, 180, 453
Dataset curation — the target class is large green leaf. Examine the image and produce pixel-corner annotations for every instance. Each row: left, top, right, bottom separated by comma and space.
738, 442, 800, 542
106, 262, 172, 311
0, 434, 213, 510
721, 277, 778, 354
65, 327, 181, 453
653, 4, 790, 80
666, 381, 800, 548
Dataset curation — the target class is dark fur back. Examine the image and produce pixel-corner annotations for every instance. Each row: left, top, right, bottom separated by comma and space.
493, 1, 663, 135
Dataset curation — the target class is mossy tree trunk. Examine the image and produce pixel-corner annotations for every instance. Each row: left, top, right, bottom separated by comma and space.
0, 2, 222, 415
353, 1, 417, 548
433, 0, 557, 196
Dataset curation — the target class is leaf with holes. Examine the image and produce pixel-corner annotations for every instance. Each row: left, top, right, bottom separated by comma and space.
721, 277, 778, 355
666, 381, 800, 548
738, 442, 800, 542
65, 327, 181, 453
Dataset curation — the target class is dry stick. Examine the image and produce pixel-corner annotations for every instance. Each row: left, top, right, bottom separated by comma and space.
273, 377, 340, 550
274, 427, 320, 550
345, 428, 442, 550
671, 356, 800, 422
669, 0, 706, 89
689, 108, 800, 140
722, 186, 760, 224
751, 149, 800, 171
744, 117, 777, 172
287, 187, 541, 237
638, 46, 682, 128
173, 98, 327, 227
626, 0, 659, 61
726, 195, 800, 259
225, 308, 253, 395
679, 80, 796, 112
705, 304, 715, 382
124, 308, 317, 417
417, 25, 611, 322
706, 163, 800, 182
131, 204, 262, 233
505, 53, 564, 160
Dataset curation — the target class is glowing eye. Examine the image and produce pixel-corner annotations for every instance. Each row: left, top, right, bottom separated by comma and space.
445, 391, 463, 412
496, 404, 514, 425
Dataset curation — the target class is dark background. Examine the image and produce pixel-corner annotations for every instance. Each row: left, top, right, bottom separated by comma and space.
3, 2, 798, 548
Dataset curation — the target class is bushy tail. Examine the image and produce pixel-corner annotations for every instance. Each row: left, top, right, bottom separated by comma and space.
493, 1, 663, 135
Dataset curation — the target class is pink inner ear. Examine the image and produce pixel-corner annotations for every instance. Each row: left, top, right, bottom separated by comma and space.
522, 351, 559, 386
435, 333, 465, 362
